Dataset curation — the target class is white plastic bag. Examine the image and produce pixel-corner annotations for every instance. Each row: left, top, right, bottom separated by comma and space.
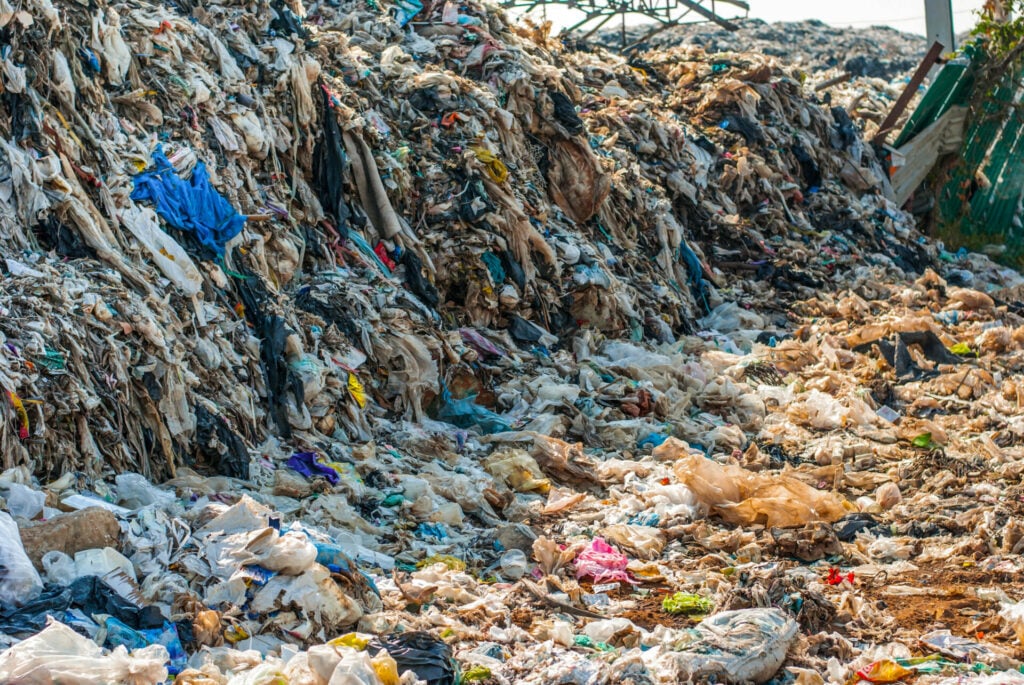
4, 482, 46, 519
121, 206, 204, 296
42, 551, 77, 586
245, 529, 318, 575
115, 473, 175, 510
51, 49, 76, 108
602, 524, 666, 560
0, 510, 43, 606
0, 619, 168, 684
91, 9, 131, 85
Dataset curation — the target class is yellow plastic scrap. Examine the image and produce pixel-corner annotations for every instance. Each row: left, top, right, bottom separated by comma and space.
629, 65, 648, 84
328, 632, 370, 650
471, 147, 508, 183
462, 665, 492, 682
224, 624, 249, 644
7, 391, 29, 439
949, 341, 974, 356
348, 372, 368, 408
661, 592, 713, 615
416, 554, 466, 571
372, 653, 400, 685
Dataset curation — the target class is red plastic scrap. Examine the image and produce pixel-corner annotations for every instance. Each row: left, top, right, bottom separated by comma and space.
825, 567, 854, 585
441, 112, 463, 128
374, 242, 396, 271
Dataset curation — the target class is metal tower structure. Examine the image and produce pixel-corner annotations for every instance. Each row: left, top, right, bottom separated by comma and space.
502, 0, 748, 51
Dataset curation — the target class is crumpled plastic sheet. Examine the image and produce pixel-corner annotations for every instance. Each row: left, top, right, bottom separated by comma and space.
0, 619, 169, 685
573, 538, 637, 585
130, 145, 246, 258
659, 438, 853, 528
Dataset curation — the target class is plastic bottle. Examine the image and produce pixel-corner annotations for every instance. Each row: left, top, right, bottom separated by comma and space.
441, 0, 458, 24
499, 549, 527, 580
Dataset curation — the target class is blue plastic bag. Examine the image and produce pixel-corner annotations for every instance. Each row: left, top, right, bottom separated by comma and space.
131, 145, 246, 257
435, 389, 510, 434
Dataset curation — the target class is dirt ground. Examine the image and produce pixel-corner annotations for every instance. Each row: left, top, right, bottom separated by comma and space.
842, 566, 1024, 659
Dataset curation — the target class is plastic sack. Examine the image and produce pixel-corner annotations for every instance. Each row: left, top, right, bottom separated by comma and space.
483, 449, 550, 493
602, 524, 665, 561
244, 529, 318, 575
120, 206, 203, 297
673, 609, 798, 684
574, 538, 636, 585
115, 472, 176, 510
0, 510, 43, 606
41, 551, 77, 586
3, 482, 45, 519
0, 619, 169, 685
659, 438, 851, 528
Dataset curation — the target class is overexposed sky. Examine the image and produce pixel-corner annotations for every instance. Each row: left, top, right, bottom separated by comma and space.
751, 0, 985, 35
518, 0, 988, 37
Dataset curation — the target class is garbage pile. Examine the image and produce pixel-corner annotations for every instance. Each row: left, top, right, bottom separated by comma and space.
0, 0, 1023, 681
605, 18, 927, 79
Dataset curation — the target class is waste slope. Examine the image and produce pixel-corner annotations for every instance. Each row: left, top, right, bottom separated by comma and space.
0, 0, 928, 481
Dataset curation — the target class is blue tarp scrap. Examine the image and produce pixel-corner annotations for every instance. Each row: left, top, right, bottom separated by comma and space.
394, 0, 422, 26
130, 145, 246, 256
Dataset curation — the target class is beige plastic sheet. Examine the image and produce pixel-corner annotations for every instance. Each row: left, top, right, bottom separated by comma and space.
656, 438, 852, 528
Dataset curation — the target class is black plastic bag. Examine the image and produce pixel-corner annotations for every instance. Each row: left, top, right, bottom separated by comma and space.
369, 631, 458, 685
0, 584, 72, 635
194, 404, 250, 479
549, 91, 584, 136
400, 250, 440, 308
833, 513, 888, 542
791, 142, 822, 188
313, 87, 351, 240
70, 576, 165, 629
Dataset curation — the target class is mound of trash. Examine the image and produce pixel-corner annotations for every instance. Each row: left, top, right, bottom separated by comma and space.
604, 18, 927, 79
1, 0, 1024, 682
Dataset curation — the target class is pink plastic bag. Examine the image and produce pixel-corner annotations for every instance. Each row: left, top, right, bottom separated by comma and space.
574, 538, 637, 585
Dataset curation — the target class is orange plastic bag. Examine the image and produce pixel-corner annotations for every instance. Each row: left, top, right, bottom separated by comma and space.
854, 659, 913, 683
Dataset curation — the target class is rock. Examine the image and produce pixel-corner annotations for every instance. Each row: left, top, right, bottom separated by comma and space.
495, 523, 537, 553
18, 508, 121, 570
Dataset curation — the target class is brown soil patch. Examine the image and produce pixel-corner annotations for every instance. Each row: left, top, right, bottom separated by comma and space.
509, 606, 534, 630
854, 566, 1024, 654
